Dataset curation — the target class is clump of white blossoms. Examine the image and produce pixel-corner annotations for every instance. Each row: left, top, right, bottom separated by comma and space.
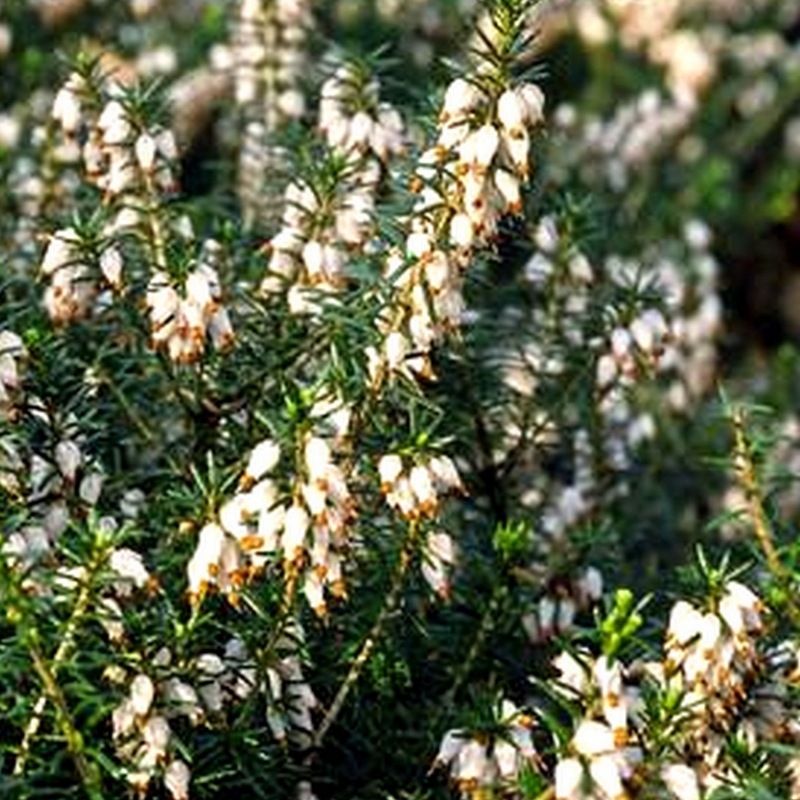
318, 59, 405, 164
260, 57, 405, 312
48, 66, 180, 217
540, 577, 800, 799
259, 176, 355, 308
111, 671, 191, 800
1, 402, 106, 568
522, 566, 604, 644
187, 422, 355, 616
378, 452, 463, 520
39, 226, 98, 325
233, 0, 314, 228
367, 26, 545, 386
195, 624, 318, 753
41, 63, 240, 363
145, 240, 235, 364
659, 580, 776, 790
378, 452, 463, 597
550, 649, 643, 800
234, 0, 312, 118
433, 699, 539, 799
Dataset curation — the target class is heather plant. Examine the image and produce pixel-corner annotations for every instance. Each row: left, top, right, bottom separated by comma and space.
2, 2, 800, 800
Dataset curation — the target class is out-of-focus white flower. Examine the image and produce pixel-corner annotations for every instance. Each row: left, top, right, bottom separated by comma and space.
130, 673, 155, 717
661, 762, 700, 800
630, 309, 667, 354
99, 597, 125, 643
141, 714, 171, 763
135, 132, 157, 172
164, 759, 191, 800
422, 530, 457, 598
112, 698, 137, 740
52, 74, 84, 136
99, 246, 124, 289
110, 548, 150, 596
163, 678, 202, 725
0, 24, 12, 59
296, 780, 318, 800
534, 216, 559, 253
196, 653, 226, 713
120, 489, 147, 519
576, 566, 604, 604
79, 471, 105, 505
378, 454, 404, 489
0, 330, 25, 391
55, 439, 82, 482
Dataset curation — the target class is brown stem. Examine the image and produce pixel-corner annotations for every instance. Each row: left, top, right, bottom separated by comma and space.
312, 521, 419, 748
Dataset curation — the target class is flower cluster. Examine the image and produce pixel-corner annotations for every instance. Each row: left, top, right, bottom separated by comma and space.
552, 89, 695, 198
540, 579, 800, 799
234, 0, 312, 117
522, 566, 604, 644
662, 583, 767, 772
187, 429, 354, 616
145, 241, 235, 363
260, 60, 405, 310
260, 176, 361, 308
376, 452, 462, 596
111, 671, 191, 800
42, 67, 215, 346
366, 70, 545, 384
471, 214, 720, 643
233, 0, 313, 228
550, 649, 642, 800
193, 626, 319, 747
378, 452, 462, 520
51, 69, 180, 203
318, 61, 405, 163
263, 624, 319, 747
598, 220, 722, 416
434, 699, 539, 799
2, 410, 105, 568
